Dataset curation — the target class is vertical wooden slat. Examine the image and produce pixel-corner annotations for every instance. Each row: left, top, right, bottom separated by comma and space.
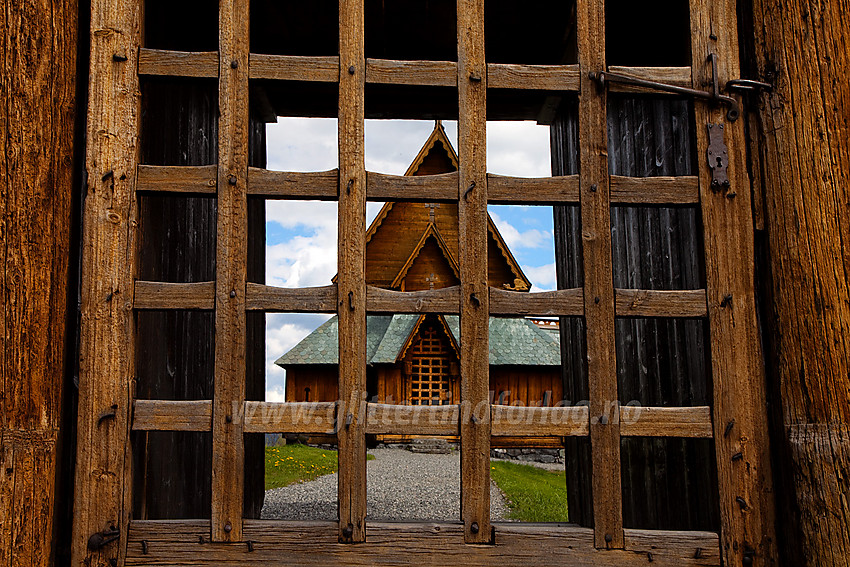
70, 0, 142, 564
689, 1, 777, 564
457, 0, 491, 544
337, 0, 367, 544
576, 0, 624, 549
212, 0, 250, 543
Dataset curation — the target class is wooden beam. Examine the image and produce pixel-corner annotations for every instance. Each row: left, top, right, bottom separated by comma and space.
133, 281, 215, 310
136, 165, 218, 194
605, 66, 692, 94
366, 59, 456, 87
491, 406, 589, 437
487, 63, 581, 91
689, 1, 777, 564
614, 289, 708, 318
337, 0, 367, 544
138, 48, 219, 78
125, 520, 722, 566
577, 0, 624, 549
132, 401, 213, 431
619, 406, 713, 438
247, 168, 338, 200
487, 174, 580, 204
609, 175, 700, 205
365, 285, 460, 314
243, 402, 337, 434
70, 0, 142, 564
249, 54, 340, 83
365, 404, 460, 436
245, 284, 337, 312
490, 288, 583, 317
367, 171, 458, 202
211, 0, 250, 543
457, 0, 491, 544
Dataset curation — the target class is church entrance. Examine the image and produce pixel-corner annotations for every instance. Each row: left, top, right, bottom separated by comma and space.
405, 321, 457, 406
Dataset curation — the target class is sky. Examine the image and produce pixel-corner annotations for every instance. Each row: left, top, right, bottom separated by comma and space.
264, 119, 555, 401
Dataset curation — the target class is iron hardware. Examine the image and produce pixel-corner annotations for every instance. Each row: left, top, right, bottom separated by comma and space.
470, 522, 480, 534
708, 124, 731, 190
726, 79, 773, 93
88, 527, 120, 551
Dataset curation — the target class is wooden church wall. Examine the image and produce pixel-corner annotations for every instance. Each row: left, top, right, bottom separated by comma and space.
134, 79, 266, 520
285, 366, 340, 403
552, 98, 720, 531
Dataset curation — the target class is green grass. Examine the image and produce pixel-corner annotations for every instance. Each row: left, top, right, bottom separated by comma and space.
490, 461, 569, 522
264, 443, 373, 490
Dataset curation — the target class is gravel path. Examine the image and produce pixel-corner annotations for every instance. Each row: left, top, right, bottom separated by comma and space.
262, 447, 510, 521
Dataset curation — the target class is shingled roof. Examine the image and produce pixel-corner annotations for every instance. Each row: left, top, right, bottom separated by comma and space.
276, 315, 561, 367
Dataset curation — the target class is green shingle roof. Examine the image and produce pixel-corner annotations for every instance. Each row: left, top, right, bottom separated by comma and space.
275, 314, 561, 367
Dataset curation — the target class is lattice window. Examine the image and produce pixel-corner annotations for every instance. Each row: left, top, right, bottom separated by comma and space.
406, 324, 454, 406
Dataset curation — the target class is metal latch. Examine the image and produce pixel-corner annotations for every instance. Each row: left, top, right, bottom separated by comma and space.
707, 124, 730, 191
590, 54, 743, 121
88, 527, 120, 551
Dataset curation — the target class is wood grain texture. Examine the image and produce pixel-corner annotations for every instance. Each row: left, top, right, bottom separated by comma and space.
689, 1, 777, 563
243, 402, 337, 434
576, 0, 623, 549
138, 49, 219, 78
0, 0, 77, 564
137, 165, 218, 194
249, 54, 340, 82
491, 406, 589, 437
487, 63, 580, 91
619, 406, 713, 438
366, 171, 458, 202
134, 281, 216, 310
247, 168, 338, 200
337, 0, 367, 544
366, 285, 460, 314
490, 288, 583, 317
366, 59, 456, 86
124, 520, 721, 566
211, 0, 250, 543
749, 0, 850, 563
132, 401, 213, 431
70, 0, 141, 564
614, 289, 707, 318
609, 175, 700, 205
487, 174, 580, 204
245, 284, 337, 312
365, 404, 460, 436
606, 66, 692, 94
457, 0, 491, 544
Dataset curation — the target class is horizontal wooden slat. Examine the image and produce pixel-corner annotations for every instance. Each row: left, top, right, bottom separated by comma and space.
134, 281, 215, 310
367, 171, 458, 202
610, 175, 700, 205
132, 400, 212, 431
138, 48, 218, 78
126, 520, 721, 566
137, 164, 218, 194
620, 406, 713, 438
365, 403, 459, 436
491, 405, 589, 437
366, 59, 456, 86
490, 288, 584, 316
491, 436, 566, 449
243, 402, 337, 434
606, 66, 693, 94
366, 285, 460, 314
615, 289, 708, 318
488, 174, 580, 204
249, 54, 340, 83
246, 284, 337, 312
488, 63, 581, 91
247, 167, 338, 199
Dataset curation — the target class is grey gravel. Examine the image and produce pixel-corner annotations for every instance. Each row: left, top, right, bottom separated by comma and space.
262, 447, 510, 521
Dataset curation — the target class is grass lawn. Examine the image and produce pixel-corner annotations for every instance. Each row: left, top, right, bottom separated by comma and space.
490, 460, 569, 522
265, 443, 374, 490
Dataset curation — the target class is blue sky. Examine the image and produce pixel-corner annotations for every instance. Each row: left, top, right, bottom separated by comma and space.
264, 119, 555, 400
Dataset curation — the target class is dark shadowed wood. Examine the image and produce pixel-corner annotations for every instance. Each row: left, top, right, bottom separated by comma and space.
134, 281, 216, 310
137, 165, 218, 194
138, 49, 219, 78
487, 64, 580, 91
249, 54, 340, 83
366, 59, 456, 86
245, 284, 338, 313
490, 288, 583, 317
367, 171, 458, 202
124, 520, 721, 566
487, 174, 580, 204
133, 401, 213, 431
614, 289, 707, 318
609, 175, 699, 205
248, 168, 338, 199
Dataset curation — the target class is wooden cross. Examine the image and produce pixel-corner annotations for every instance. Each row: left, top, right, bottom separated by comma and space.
425, 273, 438, 290
424, 202, 440, 223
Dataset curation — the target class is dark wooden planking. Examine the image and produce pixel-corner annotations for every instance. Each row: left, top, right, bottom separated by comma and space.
133, 401, 213, 431
249, 54, 340, 83
490, 288, 583, 317
614, 289, 707, 318
365, 404, 459, 436
488, 63, 580, 91
605, 66, 692, 94
138, 48, 219, 78
246, 284, 337, 312
690, 0, 777, 562
367, 171, 457, 202
137, 165, 217, 194
457, 0, 491, 544
71, 0, 142, 564
248, 168, 338, 200
488, 174, 580, 204
366, 285, 460, 314
609, 175, 699, 205
337, 0, 368, 544
491, 406, 589, 437
125, 520, 721, 566
619, 406, 713, 438
243, 402, 337, 434
211, 0, 250, 543
134, 281, 215, 310
366, 59, 456, 86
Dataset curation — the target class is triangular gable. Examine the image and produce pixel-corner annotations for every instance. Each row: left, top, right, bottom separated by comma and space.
396, 315, 460, 363
390, 223, 460, 289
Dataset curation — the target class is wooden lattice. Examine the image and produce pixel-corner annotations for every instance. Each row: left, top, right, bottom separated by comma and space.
407, 325, 453, 406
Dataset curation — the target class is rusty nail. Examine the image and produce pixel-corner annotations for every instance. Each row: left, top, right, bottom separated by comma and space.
349, 290, 355, 311
732, 451, 743, 461
594, 296, 600, 304
231, 60, 238, 69
736, 496, 748, 510
101, 170, 114, 182
724, 419, 735, 437
726, 190, 737, 199
470, 522, 480, 534
469, 73, 481, 82
647, 551, 654, 562
199, 535, 205, 544
590, 184, 597, 193
112, 53, 128, 62
141, 540, 148, 555
346, 179, 353, 194
342, 524, 354, 538
348, 66, 356, 75
471, 415, 480, 424
742, 554, 754, 566
224, 523, 232, 533
225, 415, 233, 423
604, 533, 613, 544
247, 541, 254, 552
464, 181, 476, 200
694, 547, 703, 559
97, 404, 119, 426
230, 289, 237, 298
721, 294, 733, 308
345, 413, 353, 428
228, 175, 237, 186
470, 292, 480, 307
599, 415, 608, 425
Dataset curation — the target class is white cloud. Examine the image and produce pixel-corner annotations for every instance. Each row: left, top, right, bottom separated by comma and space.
489, 210, 552, 250
487, 121, 551, 177
266, 118, 338, 172
523, 263, 557, 292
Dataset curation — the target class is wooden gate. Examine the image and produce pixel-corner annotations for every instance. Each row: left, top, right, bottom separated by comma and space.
72, 0, 776, 565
